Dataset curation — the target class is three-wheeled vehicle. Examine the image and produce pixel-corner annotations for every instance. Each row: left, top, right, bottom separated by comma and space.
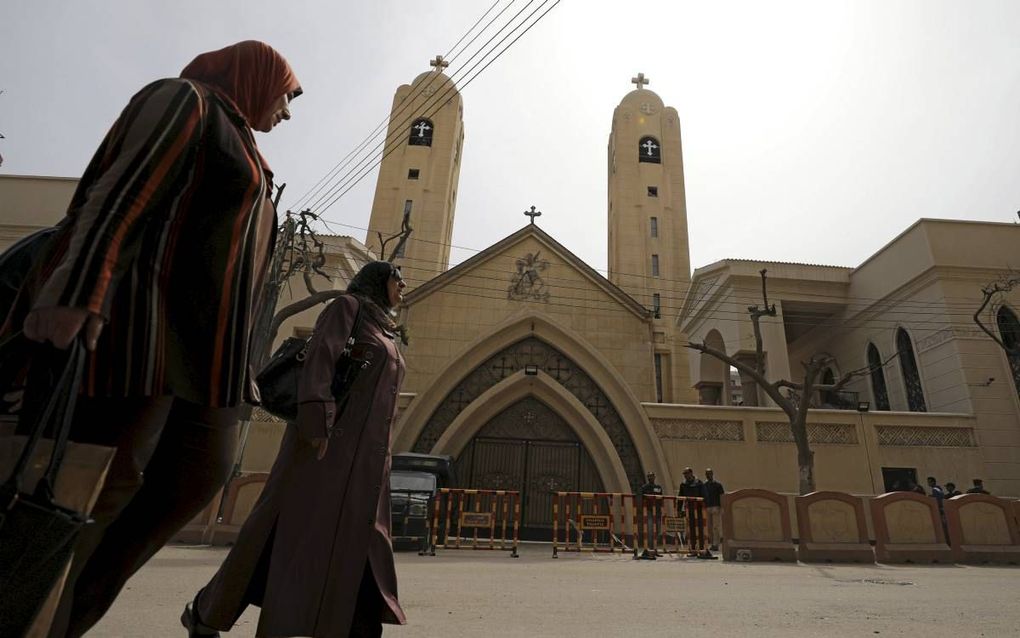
389, 452, 455, 553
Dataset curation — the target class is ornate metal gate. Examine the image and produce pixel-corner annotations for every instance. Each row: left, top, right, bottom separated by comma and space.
456, 397, 603, 539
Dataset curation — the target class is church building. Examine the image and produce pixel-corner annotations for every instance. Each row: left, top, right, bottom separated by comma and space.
354, 61, 1020, 537
2, 59, 1017, 541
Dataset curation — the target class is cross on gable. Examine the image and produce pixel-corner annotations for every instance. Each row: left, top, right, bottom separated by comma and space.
631, 73, 650, 90
524, 205, 542, 224
430, 55, 449, 72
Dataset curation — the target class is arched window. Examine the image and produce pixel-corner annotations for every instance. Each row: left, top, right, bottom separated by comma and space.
896, 328, 927, 412
997, 306, 1020, 396
819, 367, 837, 407
867, 343, 891, 411
409, 118, 433, 146
638, 136, 661, 163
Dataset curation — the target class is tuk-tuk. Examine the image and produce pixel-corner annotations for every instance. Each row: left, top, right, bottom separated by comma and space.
389, 452, 455, 552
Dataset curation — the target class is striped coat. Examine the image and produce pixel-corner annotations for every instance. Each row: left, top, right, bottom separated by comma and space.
11, 78, 274, 407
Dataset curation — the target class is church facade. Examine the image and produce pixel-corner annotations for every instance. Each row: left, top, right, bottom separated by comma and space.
355, 63, 1020, 528
2, 61, 1017, 539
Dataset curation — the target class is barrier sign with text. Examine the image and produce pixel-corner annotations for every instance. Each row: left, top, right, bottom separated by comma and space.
579, 515, 611, 530
459, 512, 494, 528
663, 516, 687, 534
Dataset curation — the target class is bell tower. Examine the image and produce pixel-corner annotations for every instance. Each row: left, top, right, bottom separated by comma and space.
607, 73, 694, 402
366, 55, 464, 287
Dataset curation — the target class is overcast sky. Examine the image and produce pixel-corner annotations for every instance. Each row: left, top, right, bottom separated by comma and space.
2, 0, 1018, 275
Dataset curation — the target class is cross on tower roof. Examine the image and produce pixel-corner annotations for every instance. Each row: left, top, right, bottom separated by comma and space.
631, 72, 650, 90
524, 205, 542, 224
430, 55, 449, 72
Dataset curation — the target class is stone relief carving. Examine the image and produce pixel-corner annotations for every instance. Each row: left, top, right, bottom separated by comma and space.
412, 337, 644, 491
508, 252, 550, 302
876, 426, 976, 447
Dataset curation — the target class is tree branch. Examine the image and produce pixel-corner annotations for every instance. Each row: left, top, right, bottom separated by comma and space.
973, 277, 1019, 353
267, 290, 346, 346
686, 341, 794, 416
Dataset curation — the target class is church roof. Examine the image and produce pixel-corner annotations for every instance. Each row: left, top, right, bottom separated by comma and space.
402, 223, 652, 319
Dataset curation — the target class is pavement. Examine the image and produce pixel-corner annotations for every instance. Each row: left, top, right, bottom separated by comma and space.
92, 542, 1019, 637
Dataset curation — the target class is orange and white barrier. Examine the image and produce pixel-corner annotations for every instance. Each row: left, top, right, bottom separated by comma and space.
428, 488, 520, 557
552, 492, 638, 557
640, 495, 709, 557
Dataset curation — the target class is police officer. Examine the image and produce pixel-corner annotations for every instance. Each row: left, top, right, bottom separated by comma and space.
639, 471, 663, 559
679, 467, 709, 556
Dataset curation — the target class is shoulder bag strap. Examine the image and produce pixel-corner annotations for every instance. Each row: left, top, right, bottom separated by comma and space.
1, 337, 85, 503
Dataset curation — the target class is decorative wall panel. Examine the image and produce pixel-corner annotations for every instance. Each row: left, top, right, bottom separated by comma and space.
652, 419, 744, 442
755, 422, 859, 445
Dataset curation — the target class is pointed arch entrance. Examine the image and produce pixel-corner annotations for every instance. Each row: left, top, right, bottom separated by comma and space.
410, 336, 645, 490
401, 324, 667, 538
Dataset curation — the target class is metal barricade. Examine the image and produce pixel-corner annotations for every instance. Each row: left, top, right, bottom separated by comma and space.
639, 495, 709, 557
428, 488, 520, 557
552, 492, 638, 558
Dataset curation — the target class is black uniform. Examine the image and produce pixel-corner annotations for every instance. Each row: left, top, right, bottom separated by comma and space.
679, 478, 706, 552
639, 480, 663, 555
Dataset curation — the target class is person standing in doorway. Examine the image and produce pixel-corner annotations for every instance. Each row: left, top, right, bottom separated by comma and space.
703, 468, 725, 552
0, 41, 301, 638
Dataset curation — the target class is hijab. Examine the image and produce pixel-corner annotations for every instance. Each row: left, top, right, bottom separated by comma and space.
347, 261, 402, 331
180, 40, 302, 130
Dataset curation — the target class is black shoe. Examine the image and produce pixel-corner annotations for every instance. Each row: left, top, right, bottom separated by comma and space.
181, 598, 221, 637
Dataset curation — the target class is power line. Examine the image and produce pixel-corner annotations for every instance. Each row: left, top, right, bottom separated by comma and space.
310, 0, 562, 215
315, 217, 1011, 312
289, 0, 506, 211
307, 239, 1000, 324
299, 0, 539, 213
309, 261, 998, 343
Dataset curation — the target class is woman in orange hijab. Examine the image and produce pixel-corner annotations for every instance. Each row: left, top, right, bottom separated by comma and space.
14, 41, 300, 637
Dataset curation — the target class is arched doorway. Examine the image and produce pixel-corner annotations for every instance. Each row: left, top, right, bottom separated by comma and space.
411, 336, 646, 491
455, 397, 604, 539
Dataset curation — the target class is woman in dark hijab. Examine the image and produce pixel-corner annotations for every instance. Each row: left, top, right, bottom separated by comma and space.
184, 261, 408, 638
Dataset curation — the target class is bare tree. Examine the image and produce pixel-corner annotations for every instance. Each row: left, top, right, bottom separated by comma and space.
260, 207, 412, 355
973, 273, 1020, 355
686, 270, 897, 495
973, 273, 1020, 395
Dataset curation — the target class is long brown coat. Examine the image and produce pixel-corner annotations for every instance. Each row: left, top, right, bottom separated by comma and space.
198, 294, 406, 637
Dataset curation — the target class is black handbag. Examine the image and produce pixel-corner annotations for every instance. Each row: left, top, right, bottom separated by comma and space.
256, 297, 366, 424
0, 338, 89, 635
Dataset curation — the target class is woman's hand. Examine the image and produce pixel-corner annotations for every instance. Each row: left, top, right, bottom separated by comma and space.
312, 437, 329, 460
24, 307, 105, 351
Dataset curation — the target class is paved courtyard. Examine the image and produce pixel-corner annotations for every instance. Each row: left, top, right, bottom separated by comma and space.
93, 542, 1019, 637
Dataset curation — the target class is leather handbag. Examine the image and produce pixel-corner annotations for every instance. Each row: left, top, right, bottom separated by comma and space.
0, 338, 91, 635
256, 296, 366, 423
